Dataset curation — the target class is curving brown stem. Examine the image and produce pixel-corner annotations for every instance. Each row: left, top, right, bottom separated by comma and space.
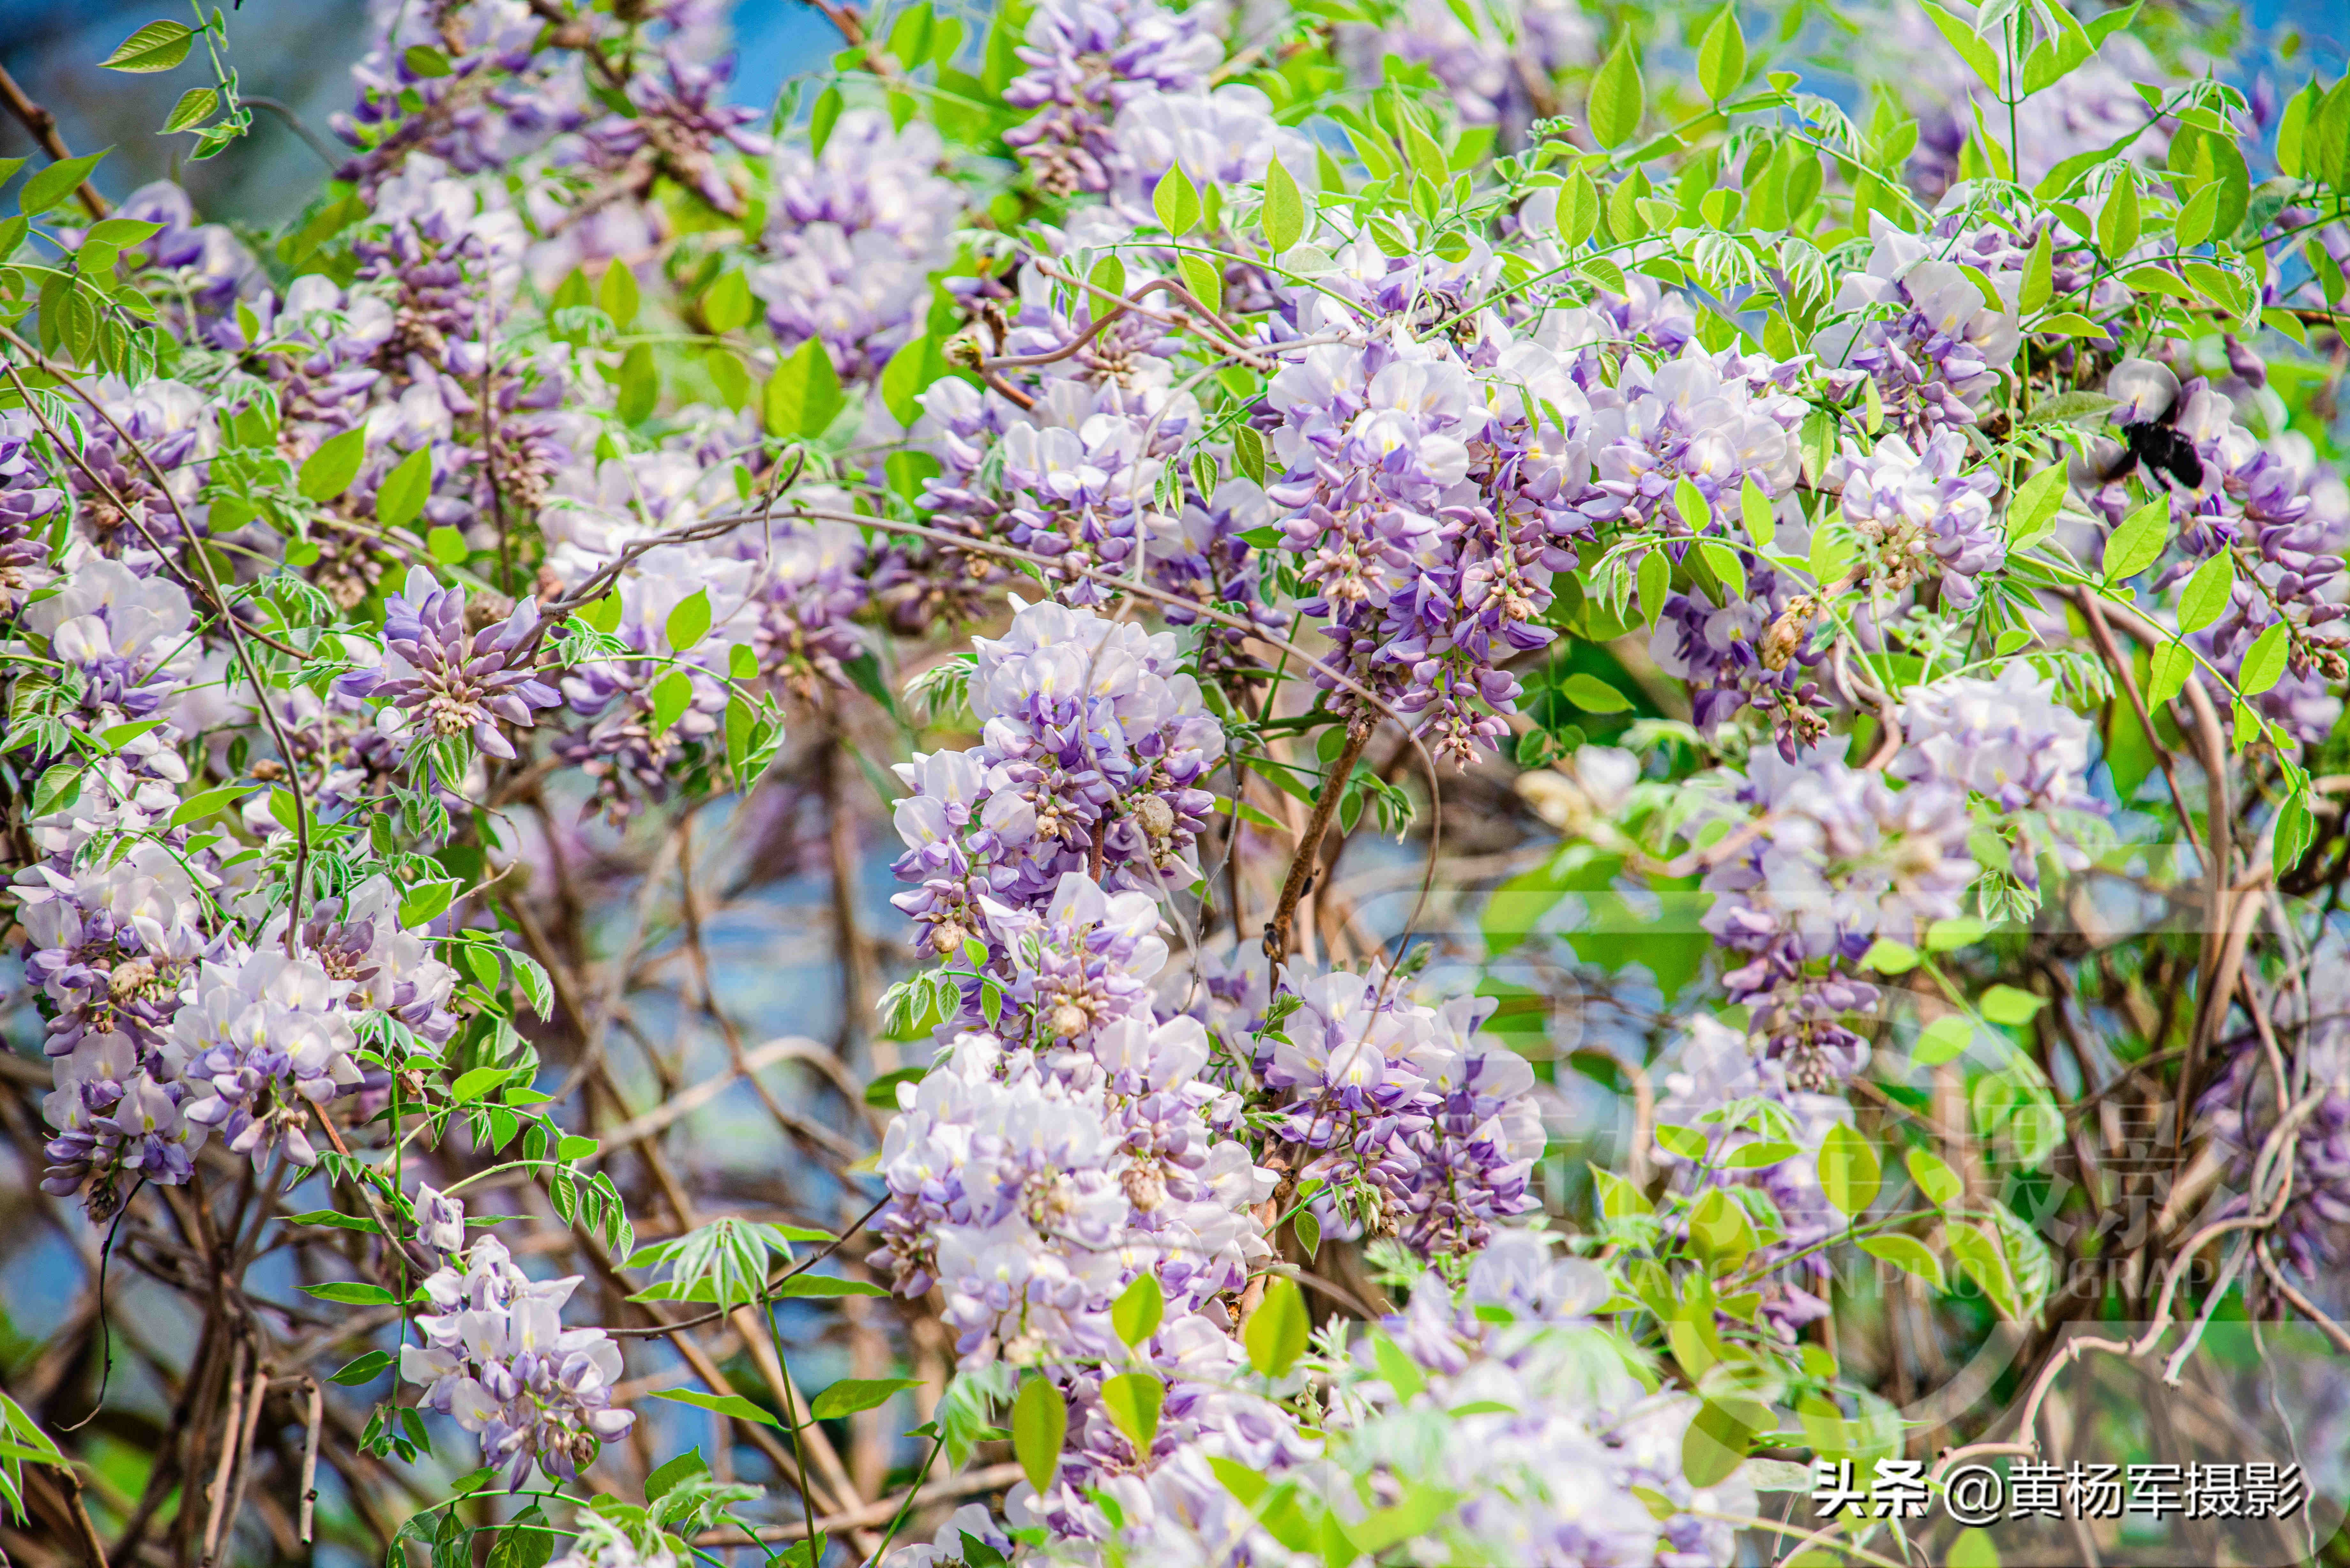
1264, 720, 1373, 964
0, 64, 108, 220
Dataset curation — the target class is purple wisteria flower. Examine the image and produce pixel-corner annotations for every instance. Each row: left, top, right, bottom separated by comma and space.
888, 597, 1223, 951
400, 1233, 637, 1489
1580, 340, 1808, 534
752, 109, 961, 383
1001, 0, 1222, 195
338, 566, 562, 760
1839, 427, 2004, 605
1700, 747, 1974, 1089
580, 51, 769, 216
0, 410, 61, 613
1815, 214, 2021, 438
1254, 973, 1545, 1263
163, 947, 368, 1167
1649, 556, 1833, 758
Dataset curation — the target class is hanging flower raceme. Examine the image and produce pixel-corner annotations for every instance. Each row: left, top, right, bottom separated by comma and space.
0, 410, 62, 614
1838, 426, 2004, 605
163, 946, 369, 1167
1816, 214, 2022, 438
754, 109, 962, 383
889, 597, 1223, 952
1699, 746, 1974, 1089
400, 1233, 637, 1489
337, 565, 563, 761
1252, 971, 1546, 1265
1000, 0, 1221, 195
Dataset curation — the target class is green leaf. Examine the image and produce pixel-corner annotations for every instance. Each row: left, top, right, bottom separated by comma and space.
1112, 1274, 1165, 1349
1816, 1123, 1881, 1216
649, 670, 694, 736
399, 877, 460, 927
1979, 985, 2046, 1026
427, 525, 469, 566
765, 339, 844, 440
1739, 477, 1775, 551
809, 1378, 920, 1420
2018, 229, 2053, 314
598, 261, 640, 330
1921, 0, 2001, 91
2102, 498, 2169, 583
2005, 464, 2068, 550
160, 87, 219, 135
2307, 78, 2350, 192
1947, 1221, 2018, 1318
881, 335, 942, 428
2097, 171, 2140, 258
1099, 1373, 1163, 1456
650, 1388, 780, 1426
1862, 938, 1918, 974
1557, 672, 1630, 712
20, 150, 110, 217
1906, 1148, 1963, 1206
450, 1064, 514, 1104
810, 87, 844, 155
1294, 1209, 1321, 1260
1948, 1527, 2001, 1568
774, 1275, 887, 1298
1859, 1234, 1946, 1291
2148, 639, 2195, 706
1696, 6, 1746, 101
1913, 1014, 1974, 1066
402, 43, 453, 78
1698, 540, 1746, 600
1587, 34, 1644, 149
665, 588, 712, 652
2275, 787, 2316, 880
300, 1280, 399, 1307
616, 343, 659, 424
702, 270, 753, 334
2237, 621, 2290, 696
101, 20, 194, 72
1262, 157, 1305, 252
2175, 551, 2235, 634
1244, 1276, 1308, 1378
645, 1450, 709, 1504
298, 427, 367, 502
330, 1350, 395, 1386
376, 447, 433, 532
167, 783, 254, 828
1152, 162, 1201, 237
1011, 1375, 1066, 1493
1636, 547, 1670, 627
1559, 168, 1599, 248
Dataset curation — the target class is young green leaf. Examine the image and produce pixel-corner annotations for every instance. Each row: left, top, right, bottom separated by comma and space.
1906, 1147, 1964, 1206
160, 87, 219, 136
1816, 1123, 1881, 1215
1153, 162, 1202, 237
808, 1378, 921, 1420
1696, 6, 1746, 102
766, 339, 845, 440
20, 150, 111, 217
1011, 1374, 1067, 1492
1557, 672, 1630, 713
101, 20, 195, 72
1587, 34, 1645, 149
2100, 498, 2169, 584
297, 427, 367, 502
2096, 171, 2140, 258
1099, 1373, 1163, 1456
650, 1388, 781, 1426
2005, 464, 2068, 549
2236, 620, 2289, 696
1112, 1273, 1165, 1349
599, 261, 640, 330
665, 588, 713, 652
2018, 229, 2053, 314
2175, 551, 2235, 634
702, 269, 753, 334
1859, 1234, 1946, 1291
1244, 1275, 1309, 1378
1559, 168, 1599, 247
1262, 157, 1305, 253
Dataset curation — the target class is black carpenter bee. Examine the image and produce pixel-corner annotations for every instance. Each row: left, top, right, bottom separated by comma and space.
2085, 358, 2208, 491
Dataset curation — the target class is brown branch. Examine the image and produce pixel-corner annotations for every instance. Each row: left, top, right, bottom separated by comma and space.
1264, 720, 1372, 963
0, 63, 108, 220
